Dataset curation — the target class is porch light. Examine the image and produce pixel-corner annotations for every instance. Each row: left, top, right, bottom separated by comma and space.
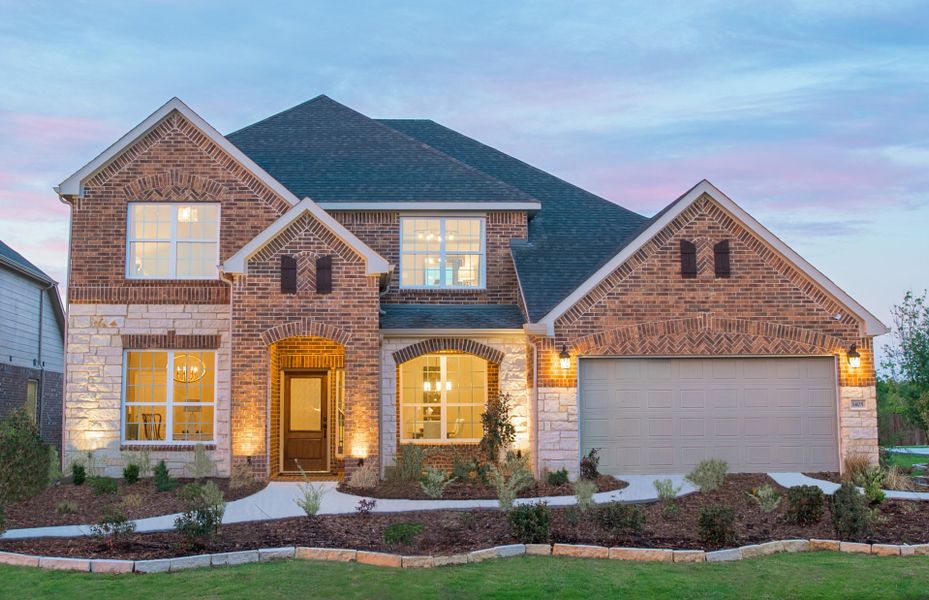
559, 345, 571, 370
847, 345, 861, 369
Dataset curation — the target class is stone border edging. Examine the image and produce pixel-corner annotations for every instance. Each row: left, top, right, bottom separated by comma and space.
1, 539, 927, 574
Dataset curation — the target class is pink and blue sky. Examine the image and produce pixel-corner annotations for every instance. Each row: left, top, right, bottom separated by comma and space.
0, 1, 926, 360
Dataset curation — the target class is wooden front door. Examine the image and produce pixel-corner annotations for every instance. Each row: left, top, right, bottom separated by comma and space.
283, 372, 328, 472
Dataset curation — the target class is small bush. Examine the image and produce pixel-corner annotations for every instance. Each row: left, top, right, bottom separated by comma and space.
119, 493, 143, 512
579, 448, 600, 480
785, 485, 825, 525
71, 463, 86, 486
595, 502, 643, 535
56, 500, 78, 514
389, 444, 426, 483
883, 465, 915, 492
345, 461, 377, 489
154, 460, 178, 492
458, 512, 476, 530
843, 453, 872, 483
0, 408, 51, 502
229, 462, 259, 491
451, 455, 490, 485
90, 509, 136, 547
832, 481, 870, 540
294, 464, 326, 517
686, 459, 728, 492
383, 521, 424, 546
508, 502, 550, 543
88, 476, 118, 496
47, 446, 62, 485
420, 466, 454, 499
479, 393, 517, 464
698, 505, 738, 546
547, 468, 569, 487
856, 467, 886, 505
574, 480, 597, 512
746, 484, 782, 513
123, 463, 140, 485
174, 482, 225, 545
356, 498, 376, 516
185, 444, 216, 480
654, 478, 682, 516
490, 452, 534, 511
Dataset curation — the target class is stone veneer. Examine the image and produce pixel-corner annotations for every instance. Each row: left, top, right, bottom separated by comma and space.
64, 303, 232, 477
839, 385, 879, 463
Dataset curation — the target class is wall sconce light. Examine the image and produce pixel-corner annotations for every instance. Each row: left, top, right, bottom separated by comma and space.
847, 344, 861, 369
559, 345, 571, 370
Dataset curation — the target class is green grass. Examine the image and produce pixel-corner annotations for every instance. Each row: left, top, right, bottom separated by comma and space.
1, 554, 928, 599
887, 452, 927, 475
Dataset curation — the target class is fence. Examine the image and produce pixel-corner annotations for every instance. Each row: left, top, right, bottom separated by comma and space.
879, 413, 927, 447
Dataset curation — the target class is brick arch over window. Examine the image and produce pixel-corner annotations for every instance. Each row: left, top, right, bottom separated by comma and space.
259, 319, 352, 347
392, 338, 504, 365
122, 169, 231, 202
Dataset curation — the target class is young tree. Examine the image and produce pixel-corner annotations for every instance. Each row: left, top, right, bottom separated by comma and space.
882, 291, 929, 438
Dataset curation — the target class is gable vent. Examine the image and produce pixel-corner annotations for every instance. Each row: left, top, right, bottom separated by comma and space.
316, 255, 333, 294
714, 240, 731, 278
281, 255, 297, 293
680, 240, 697, 278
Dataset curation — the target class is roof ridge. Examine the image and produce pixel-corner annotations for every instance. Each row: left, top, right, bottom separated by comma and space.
226, 94, 333, 137
0, 239, 55, 283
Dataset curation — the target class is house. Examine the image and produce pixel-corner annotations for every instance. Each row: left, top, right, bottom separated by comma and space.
0, 240, 65, 450
55, 96, 885, 479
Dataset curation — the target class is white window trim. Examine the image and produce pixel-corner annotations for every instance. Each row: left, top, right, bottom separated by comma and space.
399, 216, 486, 290
399, 354, 486, 444
120, 349, 218, 446
126, 202, 221, 280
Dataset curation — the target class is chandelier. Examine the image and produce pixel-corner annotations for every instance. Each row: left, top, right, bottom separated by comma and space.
174, 354, 207, 383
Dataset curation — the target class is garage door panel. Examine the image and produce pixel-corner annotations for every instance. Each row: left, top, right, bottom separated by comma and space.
580, 357, 839, 474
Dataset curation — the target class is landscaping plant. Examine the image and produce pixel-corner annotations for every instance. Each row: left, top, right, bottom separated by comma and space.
746, 484, 782, 513
0, 408, 51, 502
883, 465, 915, 491
861, 469, 886, 506
574, 480, 597, 512
123, 463, 140, 485
88, 476, 118, 495
698, 505, 738, 546
47, 446, 61, 485
547, 468, 569, 487
832, 481, 871, 540
579, 448, 600, 480
654, 478, 682, 516
785, 485, 825, 525
347, 460, 379, 489
595, 502, 644, 536
71, 463, 86, 486
489, 451, 534, 511
451, 455, 490, 485
294, 463, 326, 517
508, 502, 551, 543
154, 460, 178, 492
843, 453, 872, 483
119, 493, 143, 512
56, 500, 78, 515
174, 481, 226, 545
229, 462, 259, 491
383, 521, 424, 546
420, 466, 454, 499
479, 393, 517, 464
185, 444, 216, 480
355, 498, 376, 516
390, 444, 426, 483
90, 509, 136, 548
685, 459, 728, 492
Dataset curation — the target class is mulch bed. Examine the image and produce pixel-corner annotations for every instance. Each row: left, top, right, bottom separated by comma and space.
338, 474, 626, 500
4, 478, 266, 529
4, 474, 929, 560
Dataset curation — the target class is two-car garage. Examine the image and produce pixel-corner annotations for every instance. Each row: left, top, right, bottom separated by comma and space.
578, 356, 840, 475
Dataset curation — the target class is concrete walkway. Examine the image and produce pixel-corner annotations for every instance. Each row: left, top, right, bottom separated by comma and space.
768, 472, 929, 501
1, 474, 695, 540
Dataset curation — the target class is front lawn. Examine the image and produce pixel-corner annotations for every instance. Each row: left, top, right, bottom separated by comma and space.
0, 554, 927, 600
887, 452, 927, 476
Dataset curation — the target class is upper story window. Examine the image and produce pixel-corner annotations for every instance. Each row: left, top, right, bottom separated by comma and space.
400, 217, 485, 289
127, 203, 220, 279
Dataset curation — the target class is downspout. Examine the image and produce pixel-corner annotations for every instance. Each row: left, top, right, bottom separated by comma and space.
218, 269, 237, 477
55, 186, 73, 469
531, 339, 539, 476
36, 283, 52, 434
376, 269, 392, 475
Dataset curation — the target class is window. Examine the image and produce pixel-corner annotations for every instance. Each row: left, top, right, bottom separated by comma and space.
123, 350, 216, 444
400, 217, 485, 288
127, 203, 220, 279
400, 353, 487, 442
25, 379, 38, 423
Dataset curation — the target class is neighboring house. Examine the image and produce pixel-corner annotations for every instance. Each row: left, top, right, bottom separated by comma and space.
0, 240, 65, 450
55, 96, 886, 479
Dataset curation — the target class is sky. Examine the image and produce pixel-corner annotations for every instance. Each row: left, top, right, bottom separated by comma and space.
0, 0, 926, 362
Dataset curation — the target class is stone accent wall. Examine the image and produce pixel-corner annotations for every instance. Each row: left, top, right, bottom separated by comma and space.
0, 362, 63, 451
536, 387, 578, 475
839, 385, 880, 465
64, 304, 232, 477
380, 334, 530, 472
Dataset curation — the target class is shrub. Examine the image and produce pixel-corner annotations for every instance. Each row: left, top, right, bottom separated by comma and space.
174, 482, 225, 545
119, 493, 143, 512
0, 408, 51, 502
420, 466, 454, 499
746, 484, 782, 513
123, 463, 140, 485
832, 481, 871, 540
479, 394, 517, 464
89, 476, 118, 495
785, 485, 825, 525
229, 462, 259, 491
451, 455, 490, 485
579, 448, 600, 480
547, 468, 569, 487
843, 453, 873, 483
71, 463, 86, 486
56, 500, 78, 514
90, 509, 136, 547
154, 460, 178, 492
83, 450, 99, 478
47, 446, 61, 485
383, 521, 424, 546
574, 480, 597, 512
698, 505, 738, 546
294, 464, 326, 517
346, 461, 379, 489
185, 444, 215, 480
654, 478, 682, 516
508, 502, 550, 543
883, 465, 915, 491
136, 447, 153, 478
389, 444, 426, 483
356, 498, 376, 516
489, 452, 534, 511
685, 459, 728, 492
595, 502, 643, 536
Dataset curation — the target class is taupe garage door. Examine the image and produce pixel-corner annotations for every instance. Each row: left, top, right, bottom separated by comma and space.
579, 357, 839, 475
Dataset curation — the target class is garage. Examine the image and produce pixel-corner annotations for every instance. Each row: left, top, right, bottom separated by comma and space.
578, 356, 839, 475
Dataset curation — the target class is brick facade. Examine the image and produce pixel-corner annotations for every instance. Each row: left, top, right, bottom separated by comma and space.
0, 362, 63, 451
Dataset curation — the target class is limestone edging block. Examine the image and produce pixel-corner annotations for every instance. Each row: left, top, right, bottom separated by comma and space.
169, 554, 212, 571
433, 554, 469, 567
871, 544, 901, 557
495, 544, 526, 558
0, 551, 39, 568
211, 550, 260, 566
552, 544, 609, 559
259, 547, 296, 561
913, 544, 929, 556
672, 550, 705, 563
90, 559, 134, 573
468, 547, 498, 562
134, 558, 171, 573
840, 542, 871, 554
525, 544, 552, 556
401, 556, 434, 568
295, 547, 357, 562
810, 539, 841, 552
706, 548, 742, 562
38, 557, 90, 571
356, 551, 402, 568
609, 547, 673, 562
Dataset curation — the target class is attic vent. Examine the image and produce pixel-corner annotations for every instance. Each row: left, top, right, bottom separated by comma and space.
714, 240, 731, 278
680, 240, 697, 279
281, 255, 297, 294
316, 255, 333, 294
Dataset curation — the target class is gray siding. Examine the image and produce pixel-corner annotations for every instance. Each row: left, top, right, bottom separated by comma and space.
0, 267, 64, 373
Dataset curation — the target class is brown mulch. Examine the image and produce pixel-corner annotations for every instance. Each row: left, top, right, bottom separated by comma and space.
4, 478, 267, 529
339, 474, 626, 500
4, 473, 929, 560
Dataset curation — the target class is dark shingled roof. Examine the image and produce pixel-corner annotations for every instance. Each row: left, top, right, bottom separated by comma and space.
0, 239, 55, 284
378, 119, 649, 321
380, 304, 525, 330
226, 96, 536, 204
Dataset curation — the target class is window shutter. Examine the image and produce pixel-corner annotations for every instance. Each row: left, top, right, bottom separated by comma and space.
316, 255, 333, 294
680, 240, 697, 278
714, 240, 731, 278
280, 255, 297, 293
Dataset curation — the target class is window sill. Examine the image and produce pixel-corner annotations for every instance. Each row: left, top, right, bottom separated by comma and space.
399, 439, 481, 445
120, 444, 216, 452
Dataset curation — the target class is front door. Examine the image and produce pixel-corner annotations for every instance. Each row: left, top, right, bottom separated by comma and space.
283, 372, 328, 472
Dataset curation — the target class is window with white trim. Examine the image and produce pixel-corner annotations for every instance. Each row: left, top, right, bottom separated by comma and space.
127, 203, 220, 279
400, 217, 484, 288
123, 350, 216, 444
400, 353, 487, 443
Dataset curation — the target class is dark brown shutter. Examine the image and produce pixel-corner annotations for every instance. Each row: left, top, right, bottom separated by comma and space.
280, 255, 297, 293
680, 240, 697, 278
714, 240, 731, 278
316, 255, 332, 294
